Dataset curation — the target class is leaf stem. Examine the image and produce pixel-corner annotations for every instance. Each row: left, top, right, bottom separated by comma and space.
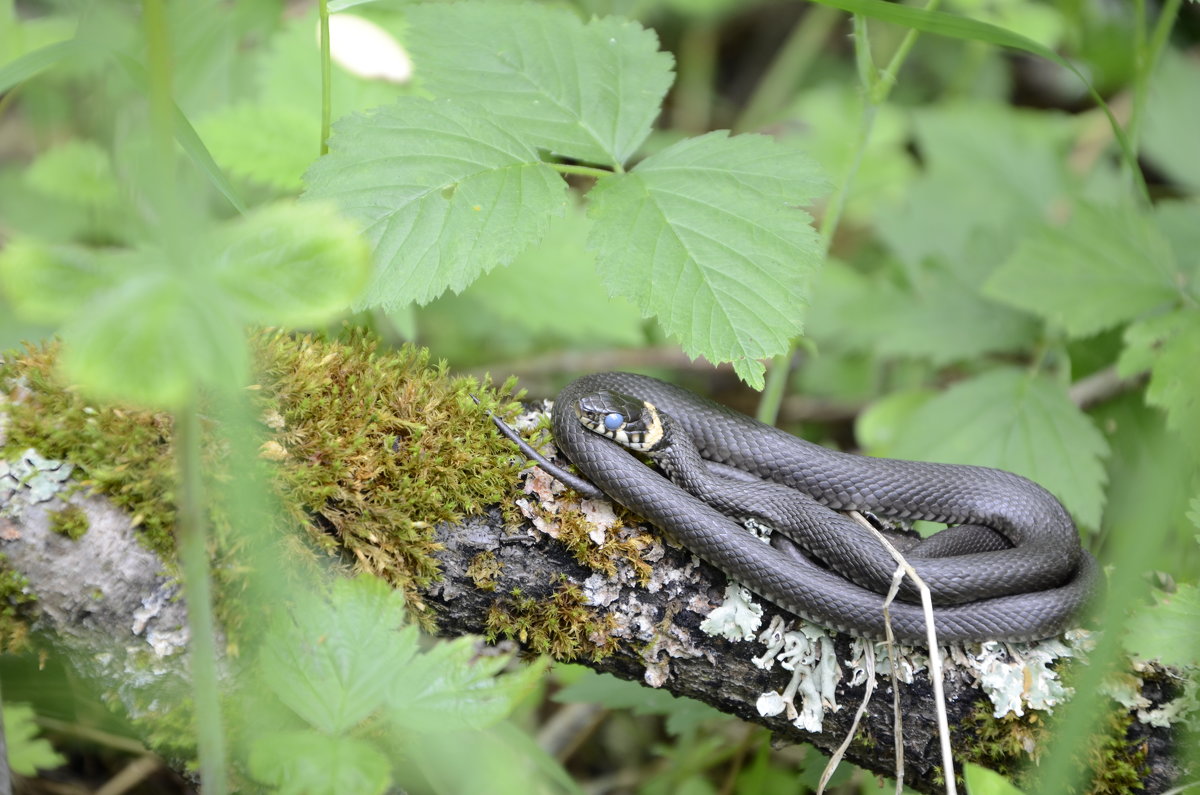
736, 5, 841, 133
551, 163, 615, 179
756, 5, 920, 425
174, 405, 228, 795
1125, 0, 1182, 161
319, 0, 332, 156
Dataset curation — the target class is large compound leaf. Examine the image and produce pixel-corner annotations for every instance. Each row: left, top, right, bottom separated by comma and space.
407, 3, 673, 168
304, 97, 568, 309
586, 131, 826, 388
984, 203, 1181, 337
877, 368, 1109, 528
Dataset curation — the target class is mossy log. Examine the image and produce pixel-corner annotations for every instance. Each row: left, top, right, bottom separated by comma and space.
0, 336, 1190, 794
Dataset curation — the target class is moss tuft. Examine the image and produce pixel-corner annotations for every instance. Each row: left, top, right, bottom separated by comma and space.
49, 503, 89, 539
250, 329, 524, 626
524, 498, 655, 586
1, 342, 183, 558
0, 554, 36, 653
466, 551, 503, 592
962, 696, 1148, 794
485, 578, 618, 662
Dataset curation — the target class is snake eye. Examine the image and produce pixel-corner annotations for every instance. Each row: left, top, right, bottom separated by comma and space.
603, 412, 624, 431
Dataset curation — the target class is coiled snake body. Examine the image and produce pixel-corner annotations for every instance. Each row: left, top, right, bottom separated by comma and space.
526, 373, 1099, 642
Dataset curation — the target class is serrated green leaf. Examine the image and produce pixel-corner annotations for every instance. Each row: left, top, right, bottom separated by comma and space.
387, 637, 541, 733
877, 106, 1072, 267
1152, 200, 1200, 288
248, 730, 391, 795
855, 388, 936, 452
198, 105, 318, 192
1143, 52, 1200, 193
784, 86, 915, 225
303, 97, 568, 309
57, 270, 248, 408
1118, 309, 1200, 449
864, 262, 1039, 365
586, 131, 826, 389
879, 368, 1109, 528
984, 203, 1181, 337
407, 3, 673, 167
1124, 583, 1200, 669
25, 140, 120, 207
464, 205, 644, 345
261, 576, 416, 735
213, 201, 369, 325
553, 669, 722, 737
2, 703, 66, 776
0, 239, 136, 322
965, 762, 1027, 795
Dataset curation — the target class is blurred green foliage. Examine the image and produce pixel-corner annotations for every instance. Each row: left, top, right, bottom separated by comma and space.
1, 0, 1198, 792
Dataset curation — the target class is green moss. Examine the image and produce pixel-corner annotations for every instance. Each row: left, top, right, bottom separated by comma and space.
524, 497, 655, 586
961, 697, 1148, 794
0, 554, 36, 653
466, 551, 502, 592
251, 329, 525, 627
2, 334, 528, 629
1, 342, 183, 558
48, 503, 89, 539
485, 579, 618, 662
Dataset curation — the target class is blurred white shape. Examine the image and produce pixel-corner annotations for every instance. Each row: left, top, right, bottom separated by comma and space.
321, 14, 412, 83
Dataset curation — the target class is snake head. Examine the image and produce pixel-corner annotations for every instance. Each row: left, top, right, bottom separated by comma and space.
576, 390, 667, 453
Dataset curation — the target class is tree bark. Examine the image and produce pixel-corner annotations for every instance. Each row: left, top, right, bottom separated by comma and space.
0, 463, 1186, 794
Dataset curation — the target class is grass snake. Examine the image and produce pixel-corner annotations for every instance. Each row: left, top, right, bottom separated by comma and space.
504, 372, 1100, 643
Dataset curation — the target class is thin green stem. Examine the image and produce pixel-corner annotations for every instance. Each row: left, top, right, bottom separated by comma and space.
319, 0, 332, 156
174, 406, 227, 795
551, 163, 614, 179
1125, 0, 1182, 159
736, 5, 841, 133
870, 8, 936, 103
141, 0, 185, 258
758, 6, 920, 425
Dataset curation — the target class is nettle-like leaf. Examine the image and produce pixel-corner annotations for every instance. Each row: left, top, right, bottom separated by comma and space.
304, 98, 568, 309
213, 201, 370, 325
586, 132, 826, 388
0, 202, 367, 408
463, 205, 645, 345
984, 203, 1182, 337
876, 368, 1109, 528
248, 731, 391, 795
260, 576, 418, 735
1124, 583, 1200, 669
1118, 309, 1200, 451
198, 105, 317, 192
3, 703, 66, 776
407, 2, 674, 168
25, 139, 120, 207
387, 635, 542, 734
